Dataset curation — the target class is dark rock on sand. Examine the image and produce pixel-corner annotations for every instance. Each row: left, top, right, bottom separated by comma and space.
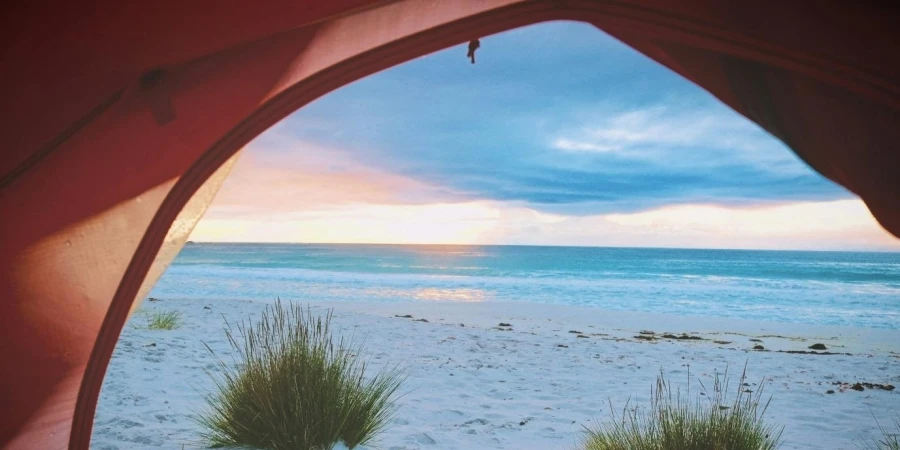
808, 343, 828, 350
753, 345, 765, 350
568, 330, 583, 334
556, 344, 568, 348
749, 338, 762, 342
203, 305, 212, 310
499, 323, 512, 327
826, 390, 835, 394
833, 381, 895, 391
414, 318, 429, 322
661, 333, 704, 340
778, 349, 851, 356
395, 314, 413, 318
576, 334, 589, 338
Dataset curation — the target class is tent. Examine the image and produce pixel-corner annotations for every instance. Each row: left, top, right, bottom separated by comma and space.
1, 1, 897, 448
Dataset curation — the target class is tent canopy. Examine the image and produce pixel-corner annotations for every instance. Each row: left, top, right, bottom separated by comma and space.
1, 1, 897, 448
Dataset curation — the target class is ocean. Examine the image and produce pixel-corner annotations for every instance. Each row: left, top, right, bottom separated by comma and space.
149, 243, 900, 329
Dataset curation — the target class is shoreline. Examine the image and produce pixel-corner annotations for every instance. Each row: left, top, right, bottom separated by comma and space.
302, 299, 900, 356
94, 298, 900, 450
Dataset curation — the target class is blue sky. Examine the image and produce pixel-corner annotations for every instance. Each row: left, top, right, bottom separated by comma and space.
192, 21, 898, 250
283, 21, 846, 213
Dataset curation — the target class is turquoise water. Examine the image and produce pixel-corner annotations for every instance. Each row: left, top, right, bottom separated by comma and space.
150, 243, 900, 329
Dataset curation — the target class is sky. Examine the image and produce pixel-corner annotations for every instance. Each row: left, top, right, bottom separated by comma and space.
190, 21, 899, 251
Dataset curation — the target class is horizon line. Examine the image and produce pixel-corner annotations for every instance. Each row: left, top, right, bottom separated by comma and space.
184, 240, 900, 253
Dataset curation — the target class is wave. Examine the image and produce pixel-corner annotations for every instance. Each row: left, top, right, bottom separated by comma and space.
151, 245, 900, 329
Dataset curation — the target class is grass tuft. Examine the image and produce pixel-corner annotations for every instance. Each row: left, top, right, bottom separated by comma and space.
582, 366, 782, 450
862, 415, 900, 450
196, 300, 404, 450
145, 309, 182, 330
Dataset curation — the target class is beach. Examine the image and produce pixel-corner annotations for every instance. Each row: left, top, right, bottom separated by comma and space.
93, 298, 899, 450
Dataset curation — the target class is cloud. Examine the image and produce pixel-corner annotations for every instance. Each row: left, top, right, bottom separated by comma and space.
553, 106, 748, 151
192, 198, 899, 251
604, 200, 879, 238
273, 21, 850, 214
549, 104, 807, 171
194, 202, 503, 245
553, 138, 617, 153
203, 133, 465, 221
274, 97, 849, 215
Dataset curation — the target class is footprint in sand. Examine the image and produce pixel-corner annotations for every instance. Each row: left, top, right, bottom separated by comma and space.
413, 432, 436, 445
93, 445, 120, 450
111, 418, 144, 429
461, 418, 489, 427
124, 435, 156, 445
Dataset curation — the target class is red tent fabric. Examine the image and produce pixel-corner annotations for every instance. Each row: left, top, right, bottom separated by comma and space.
1, 1, 897, 448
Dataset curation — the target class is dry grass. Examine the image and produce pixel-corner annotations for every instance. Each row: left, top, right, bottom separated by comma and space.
145, 309, 182, 330
197, 301, 404, 450
862, 416, 900, 450
582, 367, 782, 450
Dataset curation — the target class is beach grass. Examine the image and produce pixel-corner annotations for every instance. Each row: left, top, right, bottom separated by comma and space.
145, 309, 182, 330
196, 300, 404, 450
581, 367, 782, 450
863, 416, 900, 450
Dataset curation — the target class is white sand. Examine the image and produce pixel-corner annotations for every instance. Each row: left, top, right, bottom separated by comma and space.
93, 298, 900, 450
